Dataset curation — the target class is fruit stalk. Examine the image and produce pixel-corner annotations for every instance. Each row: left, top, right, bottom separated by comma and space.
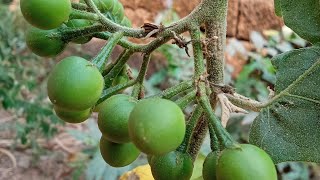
103, 49, 133, 88
92, 31, 124, 72
131, 54, 151, 98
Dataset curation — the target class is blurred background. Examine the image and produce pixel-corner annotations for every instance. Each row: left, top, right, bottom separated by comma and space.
0, 0, 319, 179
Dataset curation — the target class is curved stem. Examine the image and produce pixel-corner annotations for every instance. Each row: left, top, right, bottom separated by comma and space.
92, 31, 124, 72
84, 0, 145, 38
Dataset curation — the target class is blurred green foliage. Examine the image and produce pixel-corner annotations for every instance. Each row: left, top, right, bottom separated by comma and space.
0, 4, 61, 146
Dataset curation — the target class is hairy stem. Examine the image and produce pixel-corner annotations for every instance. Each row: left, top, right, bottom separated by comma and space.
97, 80, 136, 104
131, 54, 151, 99
209, 123, 220, 152
177, 105, 203, 155
104, 49, 134, 88
151, 80, 194, 99
92, 31, 124, 72
69, 9, 99, 21
198, 86, 238, 149
175, 90, 197, 110
84, 0, 145, 38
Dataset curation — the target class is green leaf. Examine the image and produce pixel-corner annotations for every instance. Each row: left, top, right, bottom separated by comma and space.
279, 0, 320, 43
274, 0, 282, 17
249, 46, 320, 163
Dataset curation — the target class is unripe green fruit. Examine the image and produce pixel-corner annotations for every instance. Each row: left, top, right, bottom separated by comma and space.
20, 0, 71, 30
54, 106, 91, 123
216, 144, 277, 180
150, 151, 193, 180
26, 28, 66, 57
128, 98, 185, 155
202, 151, 219, 180
100, 137, 140, 167
98, 94, 137, 143
47, 56, 104, 111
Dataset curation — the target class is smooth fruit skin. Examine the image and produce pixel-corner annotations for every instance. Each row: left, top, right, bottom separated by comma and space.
20, 0, 71, 30
98, 94, 137, 143
47, 56, 104, 111
54, 106, 91, 123
128, 98, 185, 155
65, 19, 92, 44
100, 137, 140, 167
150, 151, 193, 180
202, 151, 219, 180
26, 28, 66, 57
216, 144, 277, 180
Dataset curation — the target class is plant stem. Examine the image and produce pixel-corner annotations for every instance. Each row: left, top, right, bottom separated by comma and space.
84, 0, 145, 38
92, 31, 124, 72
208, 123, 220, 152
57, 24, 106, 42
69, 9, 99, 21
225, 93, 263, 112
131, 54, 151, 99
97, 80, 136, 104
184, 27, 209, 160
175, 90, 197, 110
151, 80, 193, 99
71, 2, 92, 11
190, 27, 206, 78
177, 105, 203, 154
205, 0, 228, 100
104, 49, 134, 88
187, 114, 207, 161
198, 86, 238, 149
